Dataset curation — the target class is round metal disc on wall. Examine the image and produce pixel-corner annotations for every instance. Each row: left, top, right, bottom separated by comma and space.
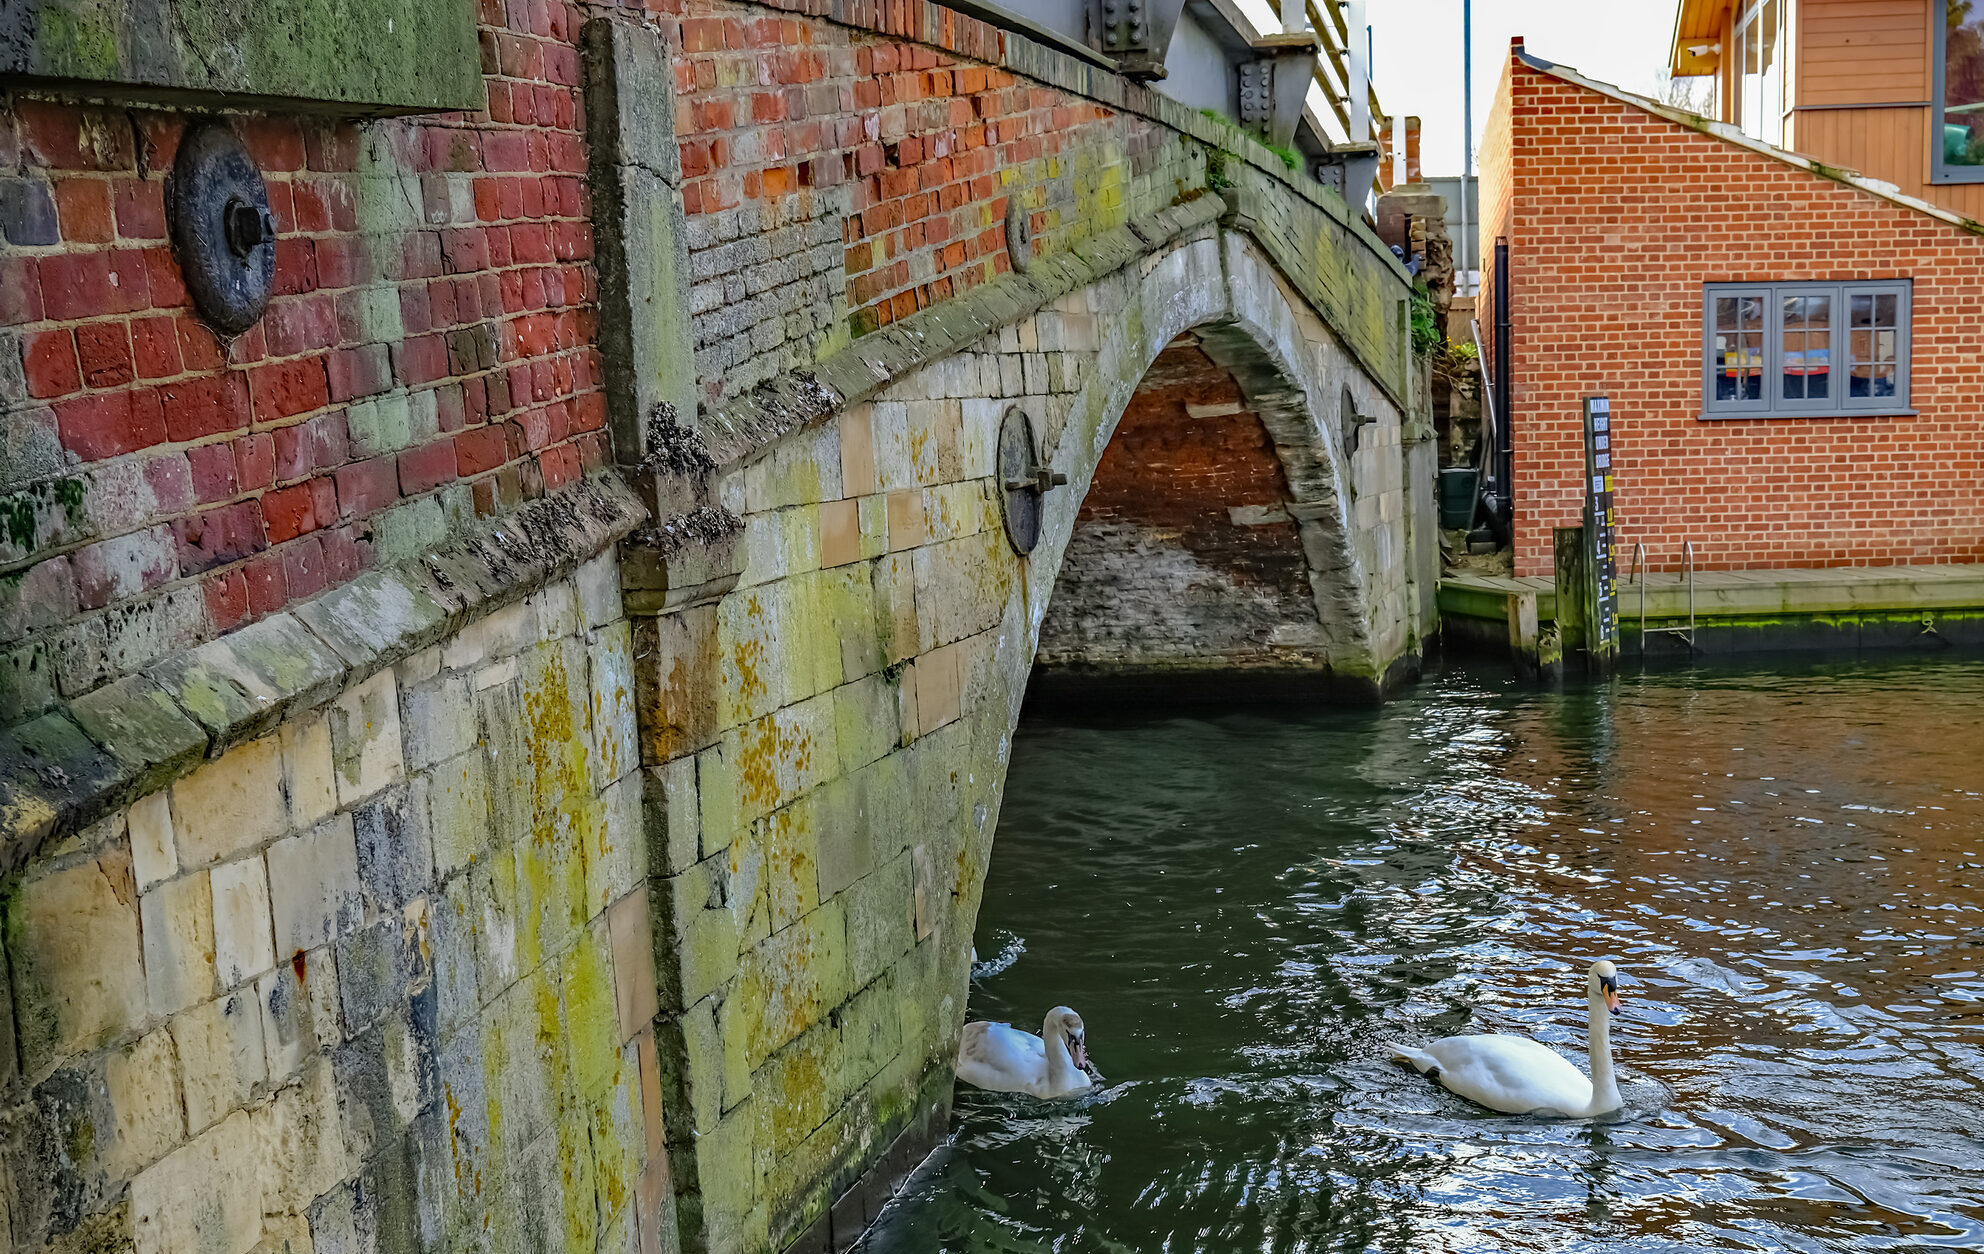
169, 125, 277, 335
1005, 195, 1032, 274
997, 406, 1045, 555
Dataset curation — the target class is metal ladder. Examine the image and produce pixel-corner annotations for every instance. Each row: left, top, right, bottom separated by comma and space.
1630, 540, 1696, 653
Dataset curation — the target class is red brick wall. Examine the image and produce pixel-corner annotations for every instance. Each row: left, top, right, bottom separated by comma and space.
1, 0, 1200, 720
1495, 53, 1984, 575
0, 0, 613, 712
1037, 336, 1321, 668
663, 0, 1166, 400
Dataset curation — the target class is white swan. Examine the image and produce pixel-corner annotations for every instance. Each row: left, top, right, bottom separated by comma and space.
1388, 960, 1624, 1117
956, 1006, 1094, 1099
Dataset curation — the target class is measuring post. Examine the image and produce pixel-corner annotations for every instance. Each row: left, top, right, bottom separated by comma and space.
1581, 395, 1619, 672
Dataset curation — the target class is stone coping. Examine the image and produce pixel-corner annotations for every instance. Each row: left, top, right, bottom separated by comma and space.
0, 472, 648, 876
700, 194, 1231, 465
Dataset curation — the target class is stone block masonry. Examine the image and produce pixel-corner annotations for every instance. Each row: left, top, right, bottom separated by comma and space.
0, 475, 675, 1254
0, 0, 1433, 1250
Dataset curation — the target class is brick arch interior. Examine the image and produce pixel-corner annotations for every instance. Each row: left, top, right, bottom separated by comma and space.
1035, 331, 1324, 674
1032, 314, 1374, 696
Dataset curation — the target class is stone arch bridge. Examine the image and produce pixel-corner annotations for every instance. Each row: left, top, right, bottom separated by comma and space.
0, 4, 1435, 1254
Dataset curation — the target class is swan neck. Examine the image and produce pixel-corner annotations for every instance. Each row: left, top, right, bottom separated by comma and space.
1043, 1020, 1080, 1087
1586, 993, 1621, 1114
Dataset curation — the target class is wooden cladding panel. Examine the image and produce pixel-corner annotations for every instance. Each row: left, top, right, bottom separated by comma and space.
1789, 104, 1984, 219
1796, 0, 1932, 104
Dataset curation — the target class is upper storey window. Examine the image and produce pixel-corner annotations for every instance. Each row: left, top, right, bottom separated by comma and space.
1936, 0, 1984, 182
1733, 0, 1788, 148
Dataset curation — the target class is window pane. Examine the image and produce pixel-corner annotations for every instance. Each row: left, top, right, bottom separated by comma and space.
1782, 293, 1830, 401
1851, 293, 1873, 327
1846, 289, 1902, 401
1712, 295, 1764, 403
1759, 0, 1783, 146
1944, 1, 1984, 168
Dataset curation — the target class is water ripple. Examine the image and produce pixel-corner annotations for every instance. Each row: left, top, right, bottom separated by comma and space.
864, 656, 1984, 1254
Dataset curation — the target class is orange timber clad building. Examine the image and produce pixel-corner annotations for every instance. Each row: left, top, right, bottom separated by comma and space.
1478, 1, 1984, 578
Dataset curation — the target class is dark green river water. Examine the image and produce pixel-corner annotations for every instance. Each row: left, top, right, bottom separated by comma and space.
865, 656, 1984, 1253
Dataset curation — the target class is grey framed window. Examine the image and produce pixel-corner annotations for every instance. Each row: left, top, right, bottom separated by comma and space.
1935, 0, 1984, 183
1702, 281, 1911, 418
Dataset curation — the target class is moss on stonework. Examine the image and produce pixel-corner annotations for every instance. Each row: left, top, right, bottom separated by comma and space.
7, 0, 484, 113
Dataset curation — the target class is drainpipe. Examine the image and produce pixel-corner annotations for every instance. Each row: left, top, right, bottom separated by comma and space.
1491, 234, 1513, 535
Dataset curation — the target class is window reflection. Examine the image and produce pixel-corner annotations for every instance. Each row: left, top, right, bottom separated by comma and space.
1943, 1, 1984, 169
1849, 292, 1900, 398
1715, 295, 1764, 402
1781, 293, 1830, 401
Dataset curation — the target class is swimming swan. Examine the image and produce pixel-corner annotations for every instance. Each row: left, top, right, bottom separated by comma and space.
956, 1006, 1093, 1099
1388, 960, 1624, 1117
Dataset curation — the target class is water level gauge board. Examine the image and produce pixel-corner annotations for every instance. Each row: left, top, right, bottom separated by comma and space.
1582, 396, 1618, 652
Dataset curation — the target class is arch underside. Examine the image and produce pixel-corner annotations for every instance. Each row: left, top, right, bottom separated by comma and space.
1028, 236, 1389, 702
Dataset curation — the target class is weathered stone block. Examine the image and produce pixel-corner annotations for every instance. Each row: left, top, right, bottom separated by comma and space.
101, 1027, 186, 1181
425, 747, 490, 879
335, 914, 430, 1041
588, 769, 644, 920
210, 854, 276, 989
562, 919, 621, 1101
352, 781, 434, 912
644, 755, 701, 877
129, 1109, 264, 1254
170, 989, 266, 1134
256, 946, 341, 1084
127, 790, 177, 891
398, 673, 476, 771
267, 813, 363, 958
280, 714, 338, 829
844, 852, 914, 991
172, 733, 287, 869
590, 619, 639, 786
141, 869, 217, 1018
8, 851, 146, 1072
329, 668, 405, 807
633, 603, 720, 764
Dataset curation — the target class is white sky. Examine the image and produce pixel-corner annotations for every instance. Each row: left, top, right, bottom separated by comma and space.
1351, 2, 1681, 177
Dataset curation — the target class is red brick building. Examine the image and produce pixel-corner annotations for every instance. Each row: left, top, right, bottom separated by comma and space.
1478, 38, 1984, 577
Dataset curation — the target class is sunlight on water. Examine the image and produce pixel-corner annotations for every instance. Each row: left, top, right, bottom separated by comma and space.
863, 657, 1984, 1254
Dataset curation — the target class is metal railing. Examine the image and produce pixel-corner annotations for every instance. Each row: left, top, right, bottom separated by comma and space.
1630, 540, 1697, 653
1304, 0, 1386, 144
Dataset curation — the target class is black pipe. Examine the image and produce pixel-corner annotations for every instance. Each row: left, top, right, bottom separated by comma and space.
1492, 235, 1513, 529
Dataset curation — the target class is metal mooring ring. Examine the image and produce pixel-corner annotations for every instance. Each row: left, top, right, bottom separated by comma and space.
169, 124, 277, 335
996, 406, 1065, 555
1005, 194, 1033, 274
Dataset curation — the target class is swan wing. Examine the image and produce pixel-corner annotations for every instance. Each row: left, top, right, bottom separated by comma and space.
956, 1021, 1049, 1094
1422, 1034, 1594, 1116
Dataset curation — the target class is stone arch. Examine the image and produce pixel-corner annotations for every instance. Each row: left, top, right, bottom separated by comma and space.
634, 226, 1425, 1254
1019, 232, 1397, 702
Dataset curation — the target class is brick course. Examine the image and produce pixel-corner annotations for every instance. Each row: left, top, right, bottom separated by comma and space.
1478, 50, 1984, 575
1, 1, 607, 707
